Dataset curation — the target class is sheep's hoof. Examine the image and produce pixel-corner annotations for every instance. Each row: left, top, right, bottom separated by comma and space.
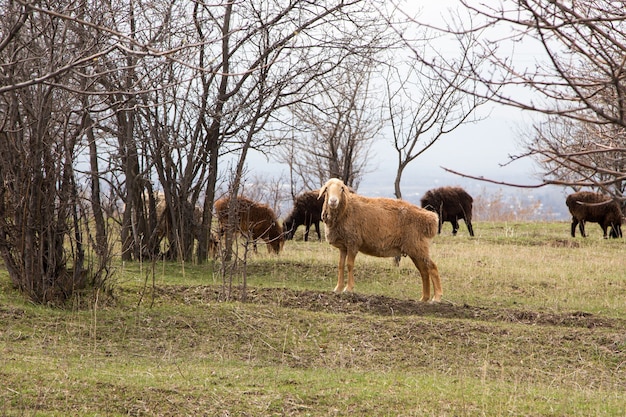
429, 294, 443, 303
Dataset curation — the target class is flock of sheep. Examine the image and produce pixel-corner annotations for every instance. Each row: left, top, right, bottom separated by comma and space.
213, 178, 624, 303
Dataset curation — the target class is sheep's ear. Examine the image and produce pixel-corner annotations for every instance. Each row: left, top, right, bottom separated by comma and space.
318, 186, 327, 200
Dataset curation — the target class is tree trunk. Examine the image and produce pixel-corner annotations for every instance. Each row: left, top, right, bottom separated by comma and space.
83, 110, 109, 262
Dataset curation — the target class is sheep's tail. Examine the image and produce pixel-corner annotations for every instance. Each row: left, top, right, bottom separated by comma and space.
423, 211, 439, 239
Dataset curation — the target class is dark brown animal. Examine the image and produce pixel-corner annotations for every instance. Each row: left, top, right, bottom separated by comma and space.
420, 186, 474, 236
565, 191, 623, 238
214, 196, 284, 253
283, 190, 323, 241
319, 178, 442, 302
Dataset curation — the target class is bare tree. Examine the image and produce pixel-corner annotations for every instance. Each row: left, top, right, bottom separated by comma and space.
524, 116, 626, 196
0, 1, 113, 303
406, 1, 626, 198
129, 0, 401, 265
384, 42, 489, 199
283, 59, 385, 191
189, 0, 393, 261
0, 0, 434, 305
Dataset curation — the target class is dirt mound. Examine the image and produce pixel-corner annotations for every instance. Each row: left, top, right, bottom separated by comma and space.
153, 285, 620, 329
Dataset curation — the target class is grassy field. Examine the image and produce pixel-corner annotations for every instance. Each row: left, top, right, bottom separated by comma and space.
1, 221, 625, 416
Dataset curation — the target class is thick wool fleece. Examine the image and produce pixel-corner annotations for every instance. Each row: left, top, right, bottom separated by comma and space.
319, 178, 442, 302
215, 196, 284, 253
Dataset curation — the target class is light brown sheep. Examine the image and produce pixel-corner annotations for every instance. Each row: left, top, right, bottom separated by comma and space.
214, 195, 284, 254
319, 178, 442, 302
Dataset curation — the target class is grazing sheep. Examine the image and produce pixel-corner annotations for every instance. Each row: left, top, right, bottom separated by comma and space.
144, 192, 218, 257
283, 190, 323, 241
565, 191, 623, 238
150, 192, 168, 239
420, 186, 475, 236
319, 178, 442, 302
214, 195, 284, 253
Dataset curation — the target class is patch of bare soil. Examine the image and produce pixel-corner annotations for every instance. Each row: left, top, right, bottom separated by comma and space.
0, 305, 26, 320
549, 238, 581, 248
153, 285, 622, 329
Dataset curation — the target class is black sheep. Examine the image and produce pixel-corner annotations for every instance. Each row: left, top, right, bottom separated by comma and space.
420, 186, 475, 236
283, 190, 323, 241
565, 191, 623, 238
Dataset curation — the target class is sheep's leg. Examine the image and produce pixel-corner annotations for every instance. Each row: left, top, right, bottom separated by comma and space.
411, 255, 442, 303
570, 218, 578, 237
451, 218, 458, 235
611, 224, 622, 238
579, 221, 586, 237
344, 251, 357, 292
314, 222, 321, 241
304, 213, 314, 241
429, 260, 443, 302
334, 250, 347, 293
466, 220, 475, 237
601, 224, 608, 239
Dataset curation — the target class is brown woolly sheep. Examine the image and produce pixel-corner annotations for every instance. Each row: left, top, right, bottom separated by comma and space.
319, 178, 442, 302
420, 186, 474, 236
283, 190, 323, 241
214, 195, 284, 254
565, 191, 623, 239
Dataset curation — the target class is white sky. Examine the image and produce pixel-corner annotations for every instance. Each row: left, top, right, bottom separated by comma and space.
361, 0, 546, 198
360, 105, 540, 198
245, 0, 570, 217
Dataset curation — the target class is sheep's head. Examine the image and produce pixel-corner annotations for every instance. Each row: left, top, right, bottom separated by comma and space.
319, 178, 349, 224
319, 178, 347, 210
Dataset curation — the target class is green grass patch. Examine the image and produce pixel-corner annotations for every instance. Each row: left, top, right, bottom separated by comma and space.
1, 221, 625, 416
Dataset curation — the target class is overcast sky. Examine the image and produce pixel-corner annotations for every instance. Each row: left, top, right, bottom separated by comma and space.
245, 1, 570, 217
247, 96, 547, 201
360, 100, 540, 197
359, 0, 555, 202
